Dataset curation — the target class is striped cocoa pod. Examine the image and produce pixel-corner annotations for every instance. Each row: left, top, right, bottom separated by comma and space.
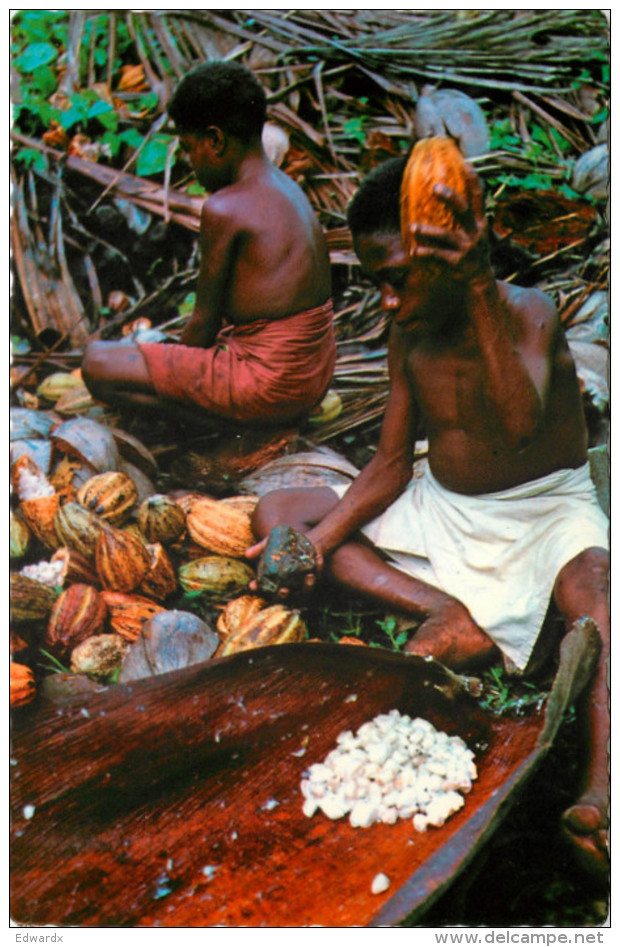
186, 497, 255, 558
76, 471, 138, 526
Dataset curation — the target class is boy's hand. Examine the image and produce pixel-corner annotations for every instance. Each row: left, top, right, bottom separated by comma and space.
245, 528, 324, 600
408, 167, 491, 284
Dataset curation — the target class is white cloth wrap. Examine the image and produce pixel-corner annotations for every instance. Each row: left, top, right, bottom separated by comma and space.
333, 462, 608, 671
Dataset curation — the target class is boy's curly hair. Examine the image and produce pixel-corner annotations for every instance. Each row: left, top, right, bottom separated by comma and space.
168, 61, 267, 143
346, 156, 408, 238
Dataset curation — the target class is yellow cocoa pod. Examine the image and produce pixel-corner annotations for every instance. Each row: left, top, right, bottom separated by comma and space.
10, 573, 59, 623
54, 501, 106, 562
77, 471, 138, 526
186, 497, 255, 558
218, 604, 307, 657
137, 494, 186, 544
216, 594, 268, 642
10, 509, 32, 560
37, 372, 84, 403
400, 136, 476, 254
308, 389, 343, 425
178, 556, 254, 604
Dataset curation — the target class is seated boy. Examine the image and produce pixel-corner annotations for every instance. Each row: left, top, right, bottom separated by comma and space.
82, 62, 335, 427
248, 156, 610, 884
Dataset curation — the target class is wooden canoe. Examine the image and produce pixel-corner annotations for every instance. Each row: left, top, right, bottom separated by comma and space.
9, 620, 599, 928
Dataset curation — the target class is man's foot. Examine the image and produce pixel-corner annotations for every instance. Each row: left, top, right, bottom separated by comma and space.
560, 797, 609, 890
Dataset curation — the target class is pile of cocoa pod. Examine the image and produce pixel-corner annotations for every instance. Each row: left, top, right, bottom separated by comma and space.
9, 380, 312, 710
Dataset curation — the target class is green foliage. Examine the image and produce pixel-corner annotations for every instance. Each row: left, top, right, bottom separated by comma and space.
38, 648, 70, 675
12, 147, 48, 172
375, 614, 408, 652
343, 117, 366, 146
13, 41, 58, 74
477, 665, 547, 716
136, 134, 177, 177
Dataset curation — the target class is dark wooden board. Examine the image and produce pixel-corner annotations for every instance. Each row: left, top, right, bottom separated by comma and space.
10, 625, 598, 928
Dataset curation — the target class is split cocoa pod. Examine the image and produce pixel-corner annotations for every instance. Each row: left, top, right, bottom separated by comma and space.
12, 454, 60, 550
217, 604, 307, 658
186, 496, 255, 558
216, 594, 268, 642
400, 135, 481, 256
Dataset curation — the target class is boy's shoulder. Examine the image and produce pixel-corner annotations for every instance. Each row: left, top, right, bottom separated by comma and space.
499, 280, 561, 349
500, 280, 558, 323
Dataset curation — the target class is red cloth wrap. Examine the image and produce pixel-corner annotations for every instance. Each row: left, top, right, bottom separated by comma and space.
137, 299, 336, 422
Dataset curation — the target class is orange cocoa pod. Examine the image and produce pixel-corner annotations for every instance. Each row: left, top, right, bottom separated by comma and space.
100, 591, 165, 641
46, 583, 108, 658
10, 662, 36, 707
400, 136, 480, 253
338, 635, 367, 646
186, 497, 255, 558
95, 525, 151, 592
219, 495, 259, 518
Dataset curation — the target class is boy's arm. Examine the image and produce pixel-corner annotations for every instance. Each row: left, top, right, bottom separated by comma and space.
306, 322, 419, 561
180, 201, 236, 347
411, 171, 554, 448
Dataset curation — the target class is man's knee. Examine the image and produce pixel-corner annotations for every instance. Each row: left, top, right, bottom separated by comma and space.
251, 486, 338, 539
251, 490, 289, 538
554, 547, 609, 617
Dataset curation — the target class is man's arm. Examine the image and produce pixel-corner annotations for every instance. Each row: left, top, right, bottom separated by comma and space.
180, 200, 237, 347
412, 172, 555, 449
306, 322, 419, 560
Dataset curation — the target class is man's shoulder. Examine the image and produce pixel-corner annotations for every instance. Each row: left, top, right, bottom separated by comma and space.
499, 280, 558, 326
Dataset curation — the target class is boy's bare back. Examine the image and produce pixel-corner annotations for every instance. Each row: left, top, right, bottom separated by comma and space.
204, 161, 331, 326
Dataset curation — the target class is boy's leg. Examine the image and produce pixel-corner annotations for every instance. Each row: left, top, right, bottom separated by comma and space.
82, 340, 225, 428
552, 547, 610, 886
82, 341, 160, 410
252, 488, 498, 672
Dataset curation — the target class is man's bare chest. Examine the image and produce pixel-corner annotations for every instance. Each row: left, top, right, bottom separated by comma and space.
406, 345, 488, 430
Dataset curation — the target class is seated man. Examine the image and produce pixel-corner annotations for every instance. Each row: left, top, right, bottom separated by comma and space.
248, 156, 609, 884
82, 61, 335, 427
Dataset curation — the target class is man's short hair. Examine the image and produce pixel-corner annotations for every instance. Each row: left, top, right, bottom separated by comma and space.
347, 156, 408, 238
168, 61, 267, 143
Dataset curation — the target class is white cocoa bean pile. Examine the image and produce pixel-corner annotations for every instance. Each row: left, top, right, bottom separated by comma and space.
300, 708, 477, 831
